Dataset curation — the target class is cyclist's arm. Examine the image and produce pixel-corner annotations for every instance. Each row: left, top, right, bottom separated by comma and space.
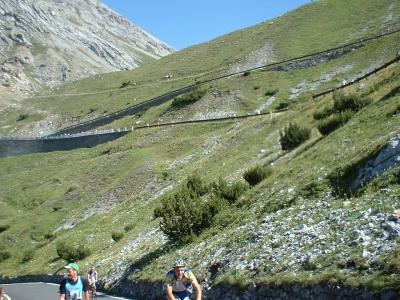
59, 280, 66, 300
165, 284, 175, 300
82, 278, 90, 299
192, 279, 202, 300
83, 290, 89, 300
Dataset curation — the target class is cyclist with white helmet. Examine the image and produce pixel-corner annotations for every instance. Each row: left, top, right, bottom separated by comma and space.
164, 259, 202, 300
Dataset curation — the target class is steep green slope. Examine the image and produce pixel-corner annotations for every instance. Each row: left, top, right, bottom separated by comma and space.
0, 0, 399, 295
1, 0, 399, 136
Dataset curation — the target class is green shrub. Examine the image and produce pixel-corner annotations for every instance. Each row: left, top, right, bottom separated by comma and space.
154, 180, 224, 240
120, 81, 130, 88
387, 105, 400, 117
0, 224, 10, 233
243, 165, 273, 187
213, 207, 242, 228
17, 113, 29, 121
162, 169, 173, 181
21, 249, 35, 263
317, 110, 354, 136
186, 173, 208, 196
44, 232, 56, 240
124, 223, 136, 232
265, 88, 279, 96
333, 90, 372, 112
171, 88, 207, 109
313, 106, 335, 120
212, 177, 249, 204
314, 91, 371, 121
56, 241, 91, 262
224, 181, 248, 203
279, 122, 311, 151
66, 186, 78, 194
276, 101, 289, 110
53, 205, 63, 212
155, 187, 208, 240
154, 174, 250, 240
112, 231, 124, 242
153, 205, 164, 219
0, 251, 11, 262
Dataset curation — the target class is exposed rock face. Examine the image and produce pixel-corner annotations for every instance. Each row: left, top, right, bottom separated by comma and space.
350, 135, 400, 190
0, 0, 175, 104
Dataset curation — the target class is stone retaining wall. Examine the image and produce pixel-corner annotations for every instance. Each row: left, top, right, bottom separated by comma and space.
0, 131, 130, 158
1, 275, 398, 300
109, 279, 399, 300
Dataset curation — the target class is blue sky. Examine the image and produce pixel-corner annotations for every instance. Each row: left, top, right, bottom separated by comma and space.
100, 1, 312, 50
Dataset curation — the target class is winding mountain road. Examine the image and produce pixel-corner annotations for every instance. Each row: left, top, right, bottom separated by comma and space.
1, 283, 130, 300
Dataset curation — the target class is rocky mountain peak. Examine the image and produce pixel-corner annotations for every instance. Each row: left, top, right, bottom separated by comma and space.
0, 0, 176, 105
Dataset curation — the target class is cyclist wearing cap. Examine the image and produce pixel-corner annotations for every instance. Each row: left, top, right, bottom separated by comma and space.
59, 263, 90, 300
87, 266, 98, 295
164, 259, 202, 300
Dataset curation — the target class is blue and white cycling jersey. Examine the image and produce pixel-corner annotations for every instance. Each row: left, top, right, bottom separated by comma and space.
65, 276, 84, 300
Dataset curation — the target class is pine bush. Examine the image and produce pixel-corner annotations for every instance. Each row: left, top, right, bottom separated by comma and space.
243, 165, 273, 186
212, 177, 249, 204
157, 186, 213, 240
279, 122, 311, 151
21, 249, 35, 263
154, 174, 249, 240
56, 241, 91, 262
0, 251, 11, 262
171, 88, 207, 109
0, 224, 10, 233
317, 110, 354, 136
333, 90, 372, 112
112, 231, 124, 242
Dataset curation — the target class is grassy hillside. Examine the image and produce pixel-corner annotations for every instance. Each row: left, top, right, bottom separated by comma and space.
0, 0, 400, 295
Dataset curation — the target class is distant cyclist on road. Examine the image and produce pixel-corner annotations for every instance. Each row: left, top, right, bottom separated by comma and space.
59, 263, 89, 300
87, 266, 98, 295
164, 259, 202, 300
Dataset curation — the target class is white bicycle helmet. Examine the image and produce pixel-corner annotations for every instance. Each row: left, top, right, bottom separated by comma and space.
173, 258, 186, 268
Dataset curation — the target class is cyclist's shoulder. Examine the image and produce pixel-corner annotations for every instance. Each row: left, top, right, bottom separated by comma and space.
183, 267, 193, 275
183, 268, 196, 280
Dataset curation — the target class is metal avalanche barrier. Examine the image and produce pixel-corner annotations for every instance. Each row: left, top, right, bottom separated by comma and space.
0, 131, 131, 158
